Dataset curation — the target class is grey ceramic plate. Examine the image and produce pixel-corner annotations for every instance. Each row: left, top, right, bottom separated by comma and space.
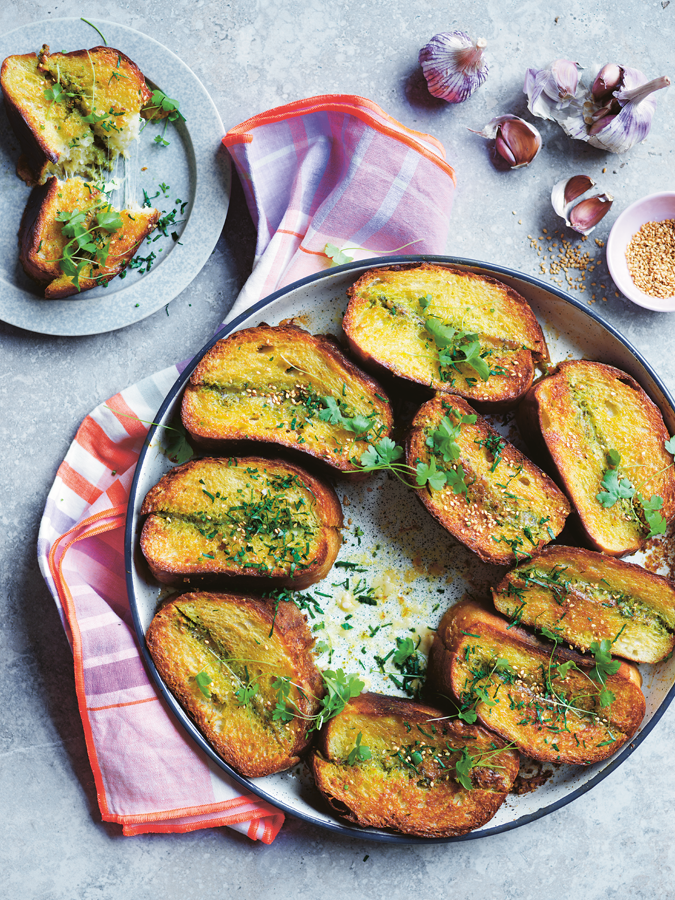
0, 18, 230, 336
126, 257, 675, 842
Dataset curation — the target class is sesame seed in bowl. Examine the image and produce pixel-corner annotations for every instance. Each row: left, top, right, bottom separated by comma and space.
607, 192, 675, 311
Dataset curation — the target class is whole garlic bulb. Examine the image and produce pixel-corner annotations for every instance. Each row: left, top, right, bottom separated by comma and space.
419, 31, 489, 103
524, 58, 671, 154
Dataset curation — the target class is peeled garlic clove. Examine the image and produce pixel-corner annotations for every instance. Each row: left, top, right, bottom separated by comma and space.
524, 59, 582, 119
587, 71, 670, 152
473, 115, 542, 168
419, 31, 489, 103
568, 194, 614, 234
591, 63, 623, 100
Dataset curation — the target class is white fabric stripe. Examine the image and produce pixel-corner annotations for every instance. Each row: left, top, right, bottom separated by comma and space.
82, 646, 140, 669
77, 611, 122, 632
66, 440, 108, 485
349, 148, 421, 246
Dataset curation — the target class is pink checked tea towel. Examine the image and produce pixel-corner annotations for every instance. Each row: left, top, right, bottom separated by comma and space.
37, 94, 456, 839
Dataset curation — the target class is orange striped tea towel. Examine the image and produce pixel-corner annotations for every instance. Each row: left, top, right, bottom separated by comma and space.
37, 95, 456, 839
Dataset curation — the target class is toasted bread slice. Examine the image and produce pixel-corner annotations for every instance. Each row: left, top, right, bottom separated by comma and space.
1, 45, 153, 185
492, 545, 675, 664
181, 324, 394, 473
18, 176, 159, 298
140, 457, 343, 588
427, 600, 645, 765
406, 394, 570, 565
518, 360, 675, 556
310, 692, 519, 837
342, 264, 548, 407
146, 591, 325, 777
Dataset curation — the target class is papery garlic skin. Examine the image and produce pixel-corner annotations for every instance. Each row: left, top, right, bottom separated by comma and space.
419, 31, 489, 103
473, 115, 542, 168
524, 59, 583, 120
550, 175, 613, 235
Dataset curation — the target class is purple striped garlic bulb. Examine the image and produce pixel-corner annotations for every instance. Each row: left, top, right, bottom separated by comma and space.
419, 31, 489, 103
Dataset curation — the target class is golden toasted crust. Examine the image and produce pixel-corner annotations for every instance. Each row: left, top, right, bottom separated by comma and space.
181, 324, 394, 473
518, 360, 675, 556
1, 45, 152, 184
406, 394, 570, 565
140, 457, 343, 588
18, 176, 159, 297
428, 600, 645, 766
146, 591, 324, 777
342, 263, 548, 408
492, 545, 675, 664
310, 692, 519, 837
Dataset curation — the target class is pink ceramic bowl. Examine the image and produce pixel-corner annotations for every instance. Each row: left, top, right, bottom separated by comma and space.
606, 191, 675, 312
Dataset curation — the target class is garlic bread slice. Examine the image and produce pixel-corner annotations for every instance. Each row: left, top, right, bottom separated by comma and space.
492, 545, 675, 664
1, 44, 152, 185
343, 263, 548, 407
407, 394, 570, 565
310, 692, 519, 837
19, 176, 159, 298
181, 324, 393, 473
146, 591, 324, 777
428, 600, 646, 766
140, 457, 343, 588
518, 360, 675, 555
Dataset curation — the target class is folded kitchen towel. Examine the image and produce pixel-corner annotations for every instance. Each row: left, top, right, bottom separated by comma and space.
37, 94, 456, 840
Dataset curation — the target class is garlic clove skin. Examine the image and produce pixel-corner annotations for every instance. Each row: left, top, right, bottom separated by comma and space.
419, 32, 489, 103
524, 59, 583, 120
473, 115, 542, 168
568, 194, 614, 234
551, 176, 612, 235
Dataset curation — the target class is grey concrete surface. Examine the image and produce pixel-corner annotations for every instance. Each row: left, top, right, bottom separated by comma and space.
2, 0, 675, 897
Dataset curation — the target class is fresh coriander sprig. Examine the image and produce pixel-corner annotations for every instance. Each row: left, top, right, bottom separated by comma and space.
322, 238, 424, 268
596, 447, 671, 538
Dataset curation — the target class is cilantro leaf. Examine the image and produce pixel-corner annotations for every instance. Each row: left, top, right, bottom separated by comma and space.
596, 468, 635, 507
445, 464, 470, 498
589, 639, 621, 684
342, 414, 372, 436
665, 437, 675, 456
324, 243, 354, 266
392, 636, 416, 666
424, 317, 457, 348
416, 457, 448, 491
641, 493, 667, 537
161, 420, 194, 464
195, 670, 212, 698
96, 209, 124, 232
454, 748, 475, 791
318, 396, 343, 425
347, 731, 372, 765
